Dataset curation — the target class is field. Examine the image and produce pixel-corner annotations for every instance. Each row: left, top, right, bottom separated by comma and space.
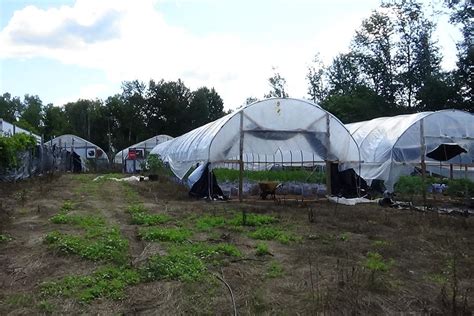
0, 173, 473, 315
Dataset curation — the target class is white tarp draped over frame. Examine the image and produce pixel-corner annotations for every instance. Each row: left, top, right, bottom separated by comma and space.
48, 134, 110, 161
346, 110, 474, 191
113, 134, 173, 164
150, 98, 360, 179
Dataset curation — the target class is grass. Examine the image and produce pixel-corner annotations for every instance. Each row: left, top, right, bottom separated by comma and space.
44, 228, 129, 264
266, 261, 284, 278
248, 227, 300, 244
138, 227, 192, 242
41, 266, 140, 302
214, 168, 325, 183
255, 242, 270, 256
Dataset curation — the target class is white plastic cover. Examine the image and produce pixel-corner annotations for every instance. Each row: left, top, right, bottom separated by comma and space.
47, 134, 110, 161
346, 110, 474, 191
113, 134, 173, 164
151, 98, 360, 179
0, 118, 42, 144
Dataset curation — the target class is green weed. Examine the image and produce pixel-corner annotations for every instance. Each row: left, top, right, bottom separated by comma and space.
363, 251, 394, 285
138, 227, 192, 242
248, 227, 299, 244
37, 300, 55, 313
255, 242, 270, 256
195, 215, 226, 231
44, 229, 128, 264
50, 214, 105, 229
4, 293, 34, 308
41, 266, 140, 302
372, 240, 390, 248
229, 213, 278, 227
61, 201, 74, 212
141, 252, 206, 282
266, 261, 284, 278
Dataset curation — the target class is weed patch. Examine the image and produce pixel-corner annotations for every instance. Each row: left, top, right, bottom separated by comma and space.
44, 228, 128, 264
50, 213, 105, 229
141, 252, 206, 282
41, 266, 140, 302
138, 227, 192, 242
249, 227, 299, 244
0, 234, 12, 243
266, 261, 284, 278
255, 242, 271, 256
229, 213, 278, 227
195, 215, 226, 231
126, 203, 171, 225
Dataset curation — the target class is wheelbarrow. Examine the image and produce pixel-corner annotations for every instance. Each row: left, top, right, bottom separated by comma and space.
258, 182, 282, 200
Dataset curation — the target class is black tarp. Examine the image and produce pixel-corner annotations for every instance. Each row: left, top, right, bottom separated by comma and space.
189, 163, 226, 200
330, 163, 367, 198
426, 143, 467, 161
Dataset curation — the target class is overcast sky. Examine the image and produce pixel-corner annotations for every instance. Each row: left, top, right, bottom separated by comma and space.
0, 0, 461, 110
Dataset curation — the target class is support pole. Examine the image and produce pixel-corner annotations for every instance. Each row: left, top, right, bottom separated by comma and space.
420, 119, 426, 205
239, 111, 244, 202
325, 114, 332, 196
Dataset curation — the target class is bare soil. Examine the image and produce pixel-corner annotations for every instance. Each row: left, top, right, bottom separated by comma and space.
0, 173, 473, 315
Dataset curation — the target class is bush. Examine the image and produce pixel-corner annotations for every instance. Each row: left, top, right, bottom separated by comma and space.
446, 178, 474, 197
0, 133, 37, 169
395, 176, 431, 199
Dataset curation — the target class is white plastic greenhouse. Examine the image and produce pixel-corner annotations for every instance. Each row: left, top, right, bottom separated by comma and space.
48, 134, 109, 171
114, 134, 173, 173
151, 98, 360, 187
346, 110, 474, 191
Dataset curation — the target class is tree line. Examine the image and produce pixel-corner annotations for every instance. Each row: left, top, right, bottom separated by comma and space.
0, 0, 472, 158
264, 0, 472, 122
0, 79, 225, 155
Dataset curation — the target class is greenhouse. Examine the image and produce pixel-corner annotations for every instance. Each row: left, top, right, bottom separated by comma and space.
346, 109, 474, 191
151, 98, 361, 197
47, 134, 109, 172
114, 134, 173, 173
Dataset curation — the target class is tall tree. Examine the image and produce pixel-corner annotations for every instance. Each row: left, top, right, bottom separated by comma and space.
0, 93, 21, 122
42, 104, 68, 140
18, 94, 43, 134
264, 67, 288, 98
306, 53, 327, 103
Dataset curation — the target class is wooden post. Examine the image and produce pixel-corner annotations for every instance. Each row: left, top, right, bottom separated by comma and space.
325, 114, 332, 196
420, 119, 426, 206
450, 164, 454, 179
239, 110, 244, 202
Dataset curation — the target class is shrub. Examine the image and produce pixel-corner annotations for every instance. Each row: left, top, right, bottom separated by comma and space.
446, 178, 474, 197
395, 175, 430, 199
0, 133, 37, 169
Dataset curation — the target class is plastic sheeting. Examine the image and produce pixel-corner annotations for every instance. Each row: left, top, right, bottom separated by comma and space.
113, 134, 173, 164
346, 110, 474, 191
151, 98, 360, 179
47, 135, 110, 161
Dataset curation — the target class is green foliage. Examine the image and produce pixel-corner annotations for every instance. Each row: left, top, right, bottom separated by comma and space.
171, 242, 241, 260
50, 213, 106, 229
41, 266, 140, 302
131, 212, 171, 225
145, 154, 166, 175
255, 242, 270, 256
213, 168, 325, 183
0, 133, 37, 169
248, 227, 299, 244
395, 175, 430, 198
37, 300, 55, 313
363, 252, 393, 273
126, 203, 171, 225
229, 213, 278, 227
372, 240, 390, 248
138, 227, 192, 242
44, 229, 128, 264
266, 261, 284, 278
0, 234, 13, 243
61, 201, 74, 213
141, 252, 206, 282
195, 215, 226, 231
446, 178, 474, 197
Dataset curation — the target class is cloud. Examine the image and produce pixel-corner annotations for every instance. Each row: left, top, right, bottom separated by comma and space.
0, 0, 459, 109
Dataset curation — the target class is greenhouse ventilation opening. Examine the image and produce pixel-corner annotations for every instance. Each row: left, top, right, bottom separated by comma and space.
345, 109, 474, 192
151, 98, 361, 200
114, 134, 173, 173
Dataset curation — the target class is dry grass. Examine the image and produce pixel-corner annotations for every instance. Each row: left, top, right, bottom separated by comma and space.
0, 173, 473, 315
